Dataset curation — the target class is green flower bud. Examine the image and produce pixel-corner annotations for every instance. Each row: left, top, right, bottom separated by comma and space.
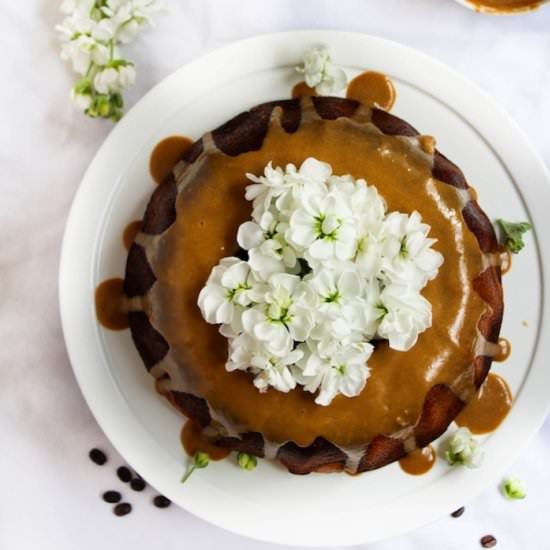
501, 477, 526, 500
180, 450, 210, 484
95, 94, 111, 118
111, 92, 124, 109
194, 451, 210, 469
237, 452, 257, 471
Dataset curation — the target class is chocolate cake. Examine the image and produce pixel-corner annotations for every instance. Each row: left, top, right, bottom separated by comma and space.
124, 97, 503, 474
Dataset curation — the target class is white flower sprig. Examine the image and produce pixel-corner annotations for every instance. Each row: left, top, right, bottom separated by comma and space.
198, 158, 443, 406
57, 0, 164, 121
445, 427, 484, 468
296, 46, 347, 95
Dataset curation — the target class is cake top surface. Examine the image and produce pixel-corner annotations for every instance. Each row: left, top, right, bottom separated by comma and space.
137, 98, 495, 448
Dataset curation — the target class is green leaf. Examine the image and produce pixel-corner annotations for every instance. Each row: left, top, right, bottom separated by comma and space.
497, 219, 532, 254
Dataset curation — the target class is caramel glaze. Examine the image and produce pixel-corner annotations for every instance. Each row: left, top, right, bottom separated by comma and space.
123, 220, 143, 251
455, 373, 512, 434
291, 81, 318, 99
494, 337, 511, 362
399, 445, 436, 475
95, 278, 128, 330
346, 71, 396, 111
467, 0, 542, 11
499, 246, 512, 275
181, 420, 231, 461
149, 105, 488, 448
150, 136, 193, 184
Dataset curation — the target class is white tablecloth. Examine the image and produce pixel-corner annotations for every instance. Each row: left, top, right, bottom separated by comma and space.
2, 1, 550, 548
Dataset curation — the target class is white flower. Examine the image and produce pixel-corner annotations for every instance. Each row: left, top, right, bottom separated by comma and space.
296, 46, 347, 95
306, 269, 374, 344
94, 63, 135, 93
241, 273, 315, 355
308, 269, 362, 312
103, 0, 165, 43
60, 34, 110, 75
227, 334, 302, 393
332, 179, 387, 278
380, 211, 444, 289
445, 427, 484, 468
287, 191, 357, 263
198, 258, 257, 327
245, 158, 329, 221
70, 86, 92, 110
237, 209, 297, 278
375, 283, 432, 351
295, 340, 373, 405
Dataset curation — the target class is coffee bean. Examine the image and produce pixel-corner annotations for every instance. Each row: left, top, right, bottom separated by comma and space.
102, 490, 122, 504
480, 534, 497, 548
116, 466, 132, 483
153, 495, 171, 509
451, 506, 465, 518
89, 448, 107, 466
113, 502, 132, 517
130, 478, 146, 492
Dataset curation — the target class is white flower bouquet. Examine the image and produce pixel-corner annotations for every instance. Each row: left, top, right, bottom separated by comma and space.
199, 158, 444, 406
57, 0, 164, 121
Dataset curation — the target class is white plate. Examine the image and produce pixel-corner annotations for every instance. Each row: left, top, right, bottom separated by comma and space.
59, 31, 550, 547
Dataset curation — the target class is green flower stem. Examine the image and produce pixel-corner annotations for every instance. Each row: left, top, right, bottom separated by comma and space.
181, 451, 210, 484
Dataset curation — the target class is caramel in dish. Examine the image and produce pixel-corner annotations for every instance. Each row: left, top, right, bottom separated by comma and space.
181, 420, 230, 461
467, 0, 542, 11
494, 337, 512, 363
150, 136, 193, 184
455, 373, 512, 434
123, 220, 142, 251
291, 81, 318, 99
346, 71, 396, 111
399, 445, 436, 475
149, 103, 490, 448
95, 278, 128, 330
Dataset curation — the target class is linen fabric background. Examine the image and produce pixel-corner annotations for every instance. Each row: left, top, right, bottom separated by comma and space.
1, 1, 549, 549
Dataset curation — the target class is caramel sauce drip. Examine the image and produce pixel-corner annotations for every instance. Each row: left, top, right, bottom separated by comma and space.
291, 81, 318, 99
399, 445, 436, 475
95, 278, 128, 330
150, 136, 193, 184
180, 420, 230, 461
499, 246, 512, 275
123, 220, 142, 251
346, 71, 396, 111
455, 373, 512, 434
467, 0, 542, 11
418, 136, 436, 155
150, 110, 486, 448
494, 337, 511, 362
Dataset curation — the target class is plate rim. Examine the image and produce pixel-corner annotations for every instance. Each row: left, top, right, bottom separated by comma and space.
59, 30, 550, 546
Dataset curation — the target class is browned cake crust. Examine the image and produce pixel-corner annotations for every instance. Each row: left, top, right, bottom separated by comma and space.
125, 97, 503, 474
